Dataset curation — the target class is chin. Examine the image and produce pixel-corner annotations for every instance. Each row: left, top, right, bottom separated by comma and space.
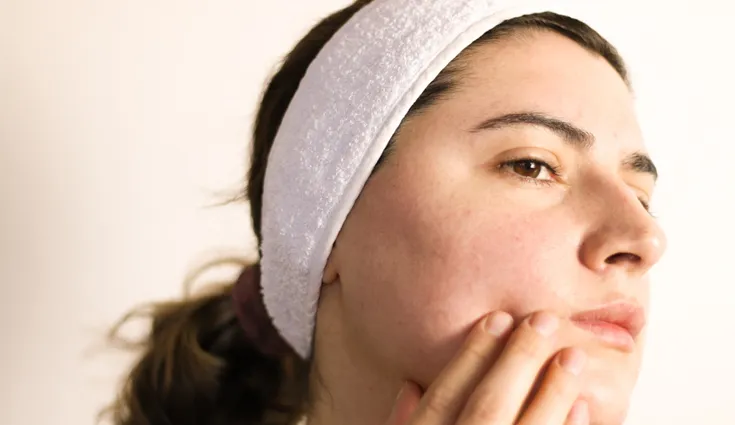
575, 343, 641, 425
582, 375, 635, 425
587, 402, 629, 425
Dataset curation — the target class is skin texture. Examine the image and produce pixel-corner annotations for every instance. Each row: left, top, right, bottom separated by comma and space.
308, 29, 666, 425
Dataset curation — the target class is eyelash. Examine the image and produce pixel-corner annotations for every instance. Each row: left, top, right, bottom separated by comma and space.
498, 158, 655, 216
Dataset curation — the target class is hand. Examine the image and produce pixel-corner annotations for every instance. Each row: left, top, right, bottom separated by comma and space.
385, 311, 589, 425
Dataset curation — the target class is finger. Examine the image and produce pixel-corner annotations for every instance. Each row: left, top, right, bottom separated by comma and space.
456, 311, 560, 425
410, 311, 514, 425
516, 347, 587, 425
385, 381, 423, 425
564, 400, 590, 425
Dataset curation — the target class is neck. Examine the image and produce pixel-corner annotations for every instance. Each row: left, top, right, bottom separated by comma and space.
305, 354, 399, 425
303, 301, 402, 425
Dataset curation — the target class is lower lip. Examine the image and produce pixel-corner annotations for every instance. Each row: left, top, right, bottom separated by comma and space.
571, 320, 636, 352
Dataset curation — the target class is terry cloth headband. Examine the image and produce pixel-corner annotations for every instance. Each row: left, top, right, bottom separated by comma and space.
259, 0, 633, 358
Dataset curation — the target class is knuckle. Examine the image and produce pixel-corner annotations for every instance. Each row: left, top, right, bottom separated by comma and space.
460, 395, 504, 424
423, 386, 455, 418
463, 334, 492, 362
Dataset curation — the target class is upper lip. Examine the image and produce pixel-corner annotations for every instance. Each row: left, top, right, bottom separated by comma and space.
570, 301, 646, 339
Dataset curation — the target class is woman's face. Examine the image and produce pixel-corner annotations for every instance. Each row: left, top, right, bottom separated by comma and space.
319, 29, 666, 424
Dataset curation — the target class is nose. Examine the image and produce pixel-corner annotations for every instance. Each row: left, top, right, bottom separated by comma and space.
578, 183, 667, 277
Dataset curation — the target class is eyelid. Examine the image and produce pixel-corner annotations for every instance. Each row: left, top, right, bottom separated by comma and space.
497, 149, 562, 170
623, 178, 653, 202
629, 187, 654, 214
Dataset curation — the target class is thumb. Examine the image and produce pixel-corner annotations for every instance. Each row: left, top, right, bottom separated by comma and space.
385, 381, 423, 425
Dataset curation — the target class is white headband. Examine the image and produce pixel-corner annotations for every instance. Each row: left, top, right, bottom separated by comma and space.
260, 0, 630, 358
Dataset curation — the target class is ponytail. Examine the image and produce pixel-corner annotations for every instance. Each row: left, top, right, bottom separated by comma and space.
102, 261, 308, 425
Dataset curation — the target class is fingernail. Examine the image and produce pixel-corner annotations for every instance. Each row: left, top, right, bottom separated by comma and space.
386, 383, 406, 425
484, 311, 514, 336
560, 348, 587, 376
530, 311, 559, 337
394, 382, 406, 402
568, 399, 590, 425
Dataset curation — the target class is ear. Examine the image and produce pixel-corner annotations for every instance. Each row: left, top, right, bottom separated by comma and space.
322, 245, 340, 285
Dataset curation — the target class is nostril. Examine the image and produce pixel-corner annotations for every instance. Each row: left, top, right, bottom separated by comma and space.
605, 252, 641, 265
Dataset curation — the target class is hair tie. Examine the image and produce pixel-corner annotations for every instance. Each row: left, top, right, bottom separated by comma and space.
232, 264, 291, 357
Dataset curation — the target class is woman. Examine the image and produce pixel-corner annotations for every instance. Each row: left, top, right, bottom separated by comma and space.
105, 1, 666, 425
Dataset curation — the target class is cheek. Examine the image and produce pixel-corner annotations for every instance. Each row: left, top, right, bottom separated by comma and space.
399, 210, 575, 375
338, 179, 578, 383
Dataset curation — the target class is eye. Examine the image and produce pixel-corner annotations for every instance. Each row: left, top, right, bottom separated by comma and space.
499, 158, 560, 184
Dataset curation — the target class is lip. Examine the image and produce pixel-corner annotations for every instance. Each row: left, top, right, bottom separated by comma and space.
570, 301, 646, 352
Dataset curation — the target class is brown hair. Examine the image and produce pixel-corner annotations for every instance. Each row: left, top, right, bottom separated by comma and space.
102, 2, 628, 425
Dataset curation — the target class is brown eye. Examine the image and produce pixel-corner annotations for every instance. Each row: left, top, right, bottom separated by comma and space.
512, 160, 543, 178
500, 158, 558, 183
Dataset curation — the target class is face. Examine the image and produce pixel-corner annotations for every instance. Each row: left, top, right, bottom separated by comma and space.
318, 30, 666, 424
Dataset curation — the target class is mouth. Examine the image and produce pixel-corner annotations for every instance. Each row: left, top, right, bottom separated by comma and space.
570, 301, 645, 353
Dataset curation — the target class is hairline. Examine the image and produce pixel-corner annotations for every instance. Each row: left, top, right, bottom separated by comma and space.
374, 15, 630, 169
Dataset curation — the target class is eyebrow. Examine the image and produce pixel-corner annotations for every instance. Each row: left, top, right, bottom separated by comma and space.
470, 111, 658, 181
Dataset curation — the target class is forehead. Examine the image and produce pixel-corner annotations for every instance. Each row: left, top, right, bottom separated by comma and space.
446, 29, 644, 153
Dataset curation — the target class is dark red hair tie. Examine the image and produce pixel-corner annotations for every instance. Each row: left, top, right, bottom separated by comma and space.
231, 263, 291, 357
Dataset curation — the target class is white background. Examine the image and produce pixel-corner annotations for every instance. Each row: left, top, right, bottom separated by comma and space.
1, 1, 732, 424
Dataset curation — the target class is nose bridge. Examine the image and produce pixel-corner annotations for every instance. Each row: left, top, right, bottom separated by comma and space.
579, 174, 667, 275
